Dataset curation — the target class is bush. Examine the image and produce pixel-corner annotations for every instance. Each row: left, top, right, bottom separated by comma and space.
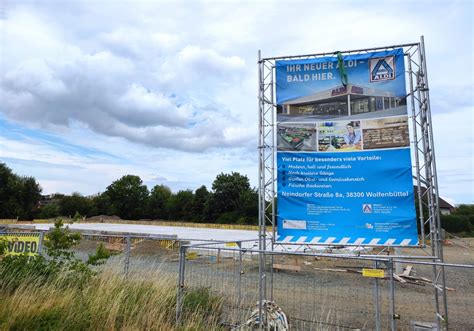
37, 203, 60, 219
441, 214, 473, 234
44, 219, 81, 260
216, 211, 240, 224
87, 243, 113, 266
0, 219, 94, 292
0, 239, 6, 255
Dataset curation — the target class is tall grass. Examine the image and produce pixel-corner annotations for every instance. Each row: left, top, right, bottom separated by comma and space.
0, 267, 223, 330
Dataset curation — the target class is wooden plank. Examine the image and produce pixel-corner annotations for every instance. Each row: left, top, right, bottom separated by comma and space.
335, 265, 364, 269
105, 243, 123, 252
401, 265, 413, 276
273, 263, 301, 272
313, 267, 362, 274
402, 275, 431, 283
399, 275, 455, 291
313, 267, 348, 273
294, 257, 300, 267
434, 284, 456, 292
393, 274, 407, 283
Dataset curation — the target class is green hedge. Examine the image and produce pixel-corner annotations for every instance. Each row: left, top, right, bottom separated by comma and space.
441, 214, 473, 234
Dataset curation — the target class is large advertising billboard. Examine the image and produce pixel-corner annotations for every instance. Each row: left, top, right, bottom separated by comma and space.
275, 48, 418, 246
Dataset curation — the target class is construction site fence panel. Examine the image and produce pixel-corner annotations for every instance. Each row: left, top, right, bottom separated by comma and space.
1, 230, 473, 330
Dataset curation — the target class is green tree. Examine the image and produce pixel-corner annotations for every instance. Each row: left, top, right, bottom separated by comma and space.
192, 185, 210, 222
0, 163, 41, 219
45, 219, 82, 260
105, 175, 149, 220
167, 190, 194, 221
209, 172, 252, 222
18, 176, 42, 220
0, 164, 22, 218
148, 185, 172, 219
59, 193, 94, 218
38, 203, 60, 219
91, 192, 112, 216
239, 188, 259, 224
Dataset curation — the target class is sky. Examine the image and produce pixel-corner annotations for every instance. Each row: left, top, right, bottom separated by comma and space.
0, 0, 473, 204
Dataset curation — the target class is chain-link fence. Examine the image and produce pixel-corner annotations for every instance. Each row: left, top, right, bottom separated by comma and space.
175, 241, 474, 330
2, 229, 473, 330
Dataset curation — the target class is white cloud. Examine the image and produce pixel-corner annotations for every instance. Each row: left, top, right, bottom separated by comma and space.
0, 128, 257, 195
1, 7, 250, 152
179, 46, 245, 73
99, 27, 180, 59
0, 0, 472, 202
114, 84, 189, 127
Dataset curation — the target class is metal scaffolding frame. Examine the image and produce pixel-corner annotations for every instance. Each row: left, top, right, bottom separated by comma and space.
257, 36, 448, 329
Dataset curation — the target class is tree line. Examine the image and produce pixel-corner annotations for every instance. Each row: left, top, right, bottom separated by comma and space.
1, 162, 473, 233
0, 163, 258, 224
0, 163, 41, 220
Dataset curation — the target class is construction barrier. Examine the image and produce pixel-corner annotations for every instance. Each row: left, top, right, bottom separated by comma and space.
0, 232, 42, 256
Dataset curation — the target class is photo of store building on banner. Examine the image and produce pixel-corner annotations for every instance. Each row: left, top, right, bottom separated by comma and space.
277, 83, 407, 122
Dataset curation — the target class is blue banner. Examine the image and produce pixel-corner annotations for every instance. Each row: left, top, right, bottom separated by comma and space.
275, 48, 418, 246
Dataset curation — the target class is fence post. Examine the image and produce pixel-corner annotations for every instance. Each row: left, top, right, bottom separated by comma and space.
237, 241, 243, 307
37, 231, 45, 255
388, 258, 396, 331
394, 247, 404, 274
374, 260, 381, 331
124, 235, 131, 276
176, 244, 187, 326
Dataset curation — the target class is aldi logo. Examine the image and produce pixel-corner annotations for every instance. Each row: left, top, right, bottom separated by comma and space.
362, 204, 373, 213
370, 56, 395, 82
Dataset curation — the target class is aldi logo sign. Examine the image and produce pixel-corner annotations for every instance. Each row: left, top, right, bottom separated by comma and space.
370, 56, 395, 82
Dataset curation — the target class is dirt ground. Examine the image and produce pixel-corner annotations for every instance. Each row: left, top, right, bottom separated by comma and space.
74, 238, 474, 330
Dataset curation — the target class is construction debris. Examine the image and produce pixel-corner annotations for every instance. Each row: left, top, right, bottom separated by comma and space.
273, 263, 301, 272
314, 267, 361, 274
233, 300, 289, 330
313, 264, 455, 291
393, 274, 407, 284
401, 265, 412, 277
273, 257, 302, 272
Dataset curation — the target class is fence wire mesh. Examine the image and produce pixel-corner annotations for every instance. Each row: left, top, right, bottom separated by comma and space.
174, 241, 473, 330
2, 230, 473, 330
